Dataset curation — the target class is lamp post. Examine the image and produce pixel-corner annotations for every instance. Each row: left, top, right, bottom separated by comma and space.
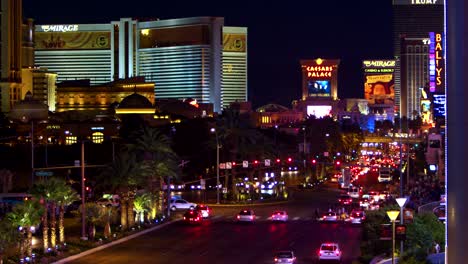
302, 127, 307, 181
396, 197, 408, 256
387, 210, 400, 264
80, 140, 88, 240
210, 128, 220, 204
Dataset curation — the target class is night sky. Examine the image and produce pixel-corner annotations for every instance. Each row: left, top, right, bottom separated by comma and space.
23, 0, 394, 108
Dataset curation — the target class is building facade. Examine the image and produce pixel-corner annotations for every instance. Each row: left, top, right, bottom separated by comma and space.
34, 17, 248, 113
400, 37, 429, 119
392, 0, 444, 115
55, 77, 154, 112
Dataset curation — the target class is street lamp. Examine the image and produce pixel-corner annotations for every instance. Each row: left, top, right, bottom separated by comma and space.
396, 197, 408, 255
387, 210, 400, 264
210, 128, 220, 204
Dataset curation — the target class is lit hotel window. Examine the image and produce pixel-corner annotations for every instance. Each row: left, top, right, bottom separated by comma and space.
92, 132, 104, 144
66, 136, 77, 145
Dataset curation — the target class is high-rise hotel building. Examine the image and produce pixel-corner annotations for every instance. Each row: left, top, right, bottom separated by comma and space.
392, 0, 444, 118
34, 17, 248, 113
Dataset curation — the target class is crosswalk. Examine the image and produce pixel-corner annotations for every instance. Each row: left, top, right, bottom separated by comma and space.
208, 215, 318, 222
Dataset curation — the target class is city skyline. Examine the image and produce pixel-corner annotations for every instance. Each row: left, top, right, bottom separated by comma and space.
23, 0, 394, 108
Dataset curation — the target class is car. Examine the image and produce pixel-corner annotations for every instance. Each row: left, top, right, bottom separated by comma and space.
347, 186, 361, 199
359, 198, 370, 209
271, 210, 289, 222
170, 199, 196, 211
236, 209, 256, 223
318, 243, 342, 262
348, 210, 366, 224
338, 194, 353, 205
183, 209, 203, 224
274, 250, 296, 263
321, 211, 338, 222
195, 204, 211, 218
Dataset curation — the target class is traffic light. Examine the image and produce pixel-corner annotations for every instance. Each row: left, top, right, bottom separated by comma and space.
311, 159, 317, 165
276, 158, 281, 163
335, 160, 341, 169
287, 157, 292, 163
232, 161, 236, 166
254, 160, 259, 165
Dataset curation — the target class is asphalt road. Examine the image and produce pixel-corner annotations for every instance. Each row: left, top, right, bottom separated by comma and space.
69, 186, 362, 264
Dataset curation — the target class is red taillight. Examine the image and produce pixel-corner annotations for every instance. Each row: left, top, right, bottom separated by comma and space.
237, 215, 240, 219
183, 217, 186, 220
274, 257, 278, 262
196, 217, 199, 221
350, 217, 354, 220
335, 249, 340, 255
250, 215, 254, 220
319, 250, 324, 256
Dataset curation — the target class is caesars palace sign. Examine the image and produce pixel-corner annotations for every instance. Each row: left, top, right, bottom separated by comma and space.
306, 66, 334, 78
41, 25, 79, 32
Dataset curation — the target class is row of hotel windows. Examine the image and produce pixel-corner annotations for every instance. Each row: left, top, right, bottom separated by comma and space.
65, 132, 104, 145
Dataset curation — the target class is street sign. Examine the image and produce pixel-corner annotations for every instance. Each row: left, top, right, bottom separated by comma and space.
219, 163, 226, 169
226, 162, 232, 169
264, 159, 271, 167
35, 171, 53, 177
242, 160, 249, 168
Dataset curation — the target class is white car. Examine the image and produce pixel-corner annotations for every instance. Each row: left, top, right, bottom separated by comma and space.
321, 211, 338, 222
318, 243, 342, 262
170, 199, 196, 211
271, 210, 289, 222
348, 210, 366, 224
237, 209, 255, 223
274, 251, 296, 263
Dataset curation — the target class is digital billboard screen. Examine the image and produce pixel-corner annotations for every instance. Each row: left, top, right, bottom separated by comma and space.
433, 94, 446, 117
308, 80, 331, 96
364, 74, 395, 105
306, 105, 332, 118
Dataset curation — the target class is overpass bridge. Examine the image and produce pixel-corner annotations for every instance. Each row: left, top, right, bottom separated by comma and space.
363, 136, 423, 144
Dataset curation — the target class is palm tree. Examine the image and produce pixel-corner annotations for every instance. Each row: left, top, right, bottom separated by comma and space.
98, 147, 137, 231
79, 203, 102, 240
7, 199, 44, 259
131, 126, 180, 216
133, 194, 150, 224
0, 217, 20, 264
55, 181, 79, 245
30, 178, 58, 253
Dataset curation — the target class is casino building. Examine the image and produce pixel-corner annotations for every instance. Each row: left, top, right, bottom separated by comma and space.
392, 0, 444, 119
295, 59, 340, 118
34, 17, 248, 113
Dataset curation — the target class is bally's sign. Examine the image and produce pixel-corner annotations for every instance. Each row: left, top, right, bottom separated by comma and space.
41, 25, 79, 32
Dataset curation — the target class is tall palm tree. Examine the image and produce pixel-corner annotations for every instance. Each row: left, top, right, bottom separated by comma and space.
0, 217, 20, 264
30, 178, 60, 253
7, 200, 43, 259
55, 181, 79, 245
131, 127, 180, 216
98, 147, 137, 230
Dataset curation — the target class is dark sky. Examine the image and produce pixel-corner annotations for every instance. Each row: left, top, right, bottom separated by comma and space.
23, 0, 394, 108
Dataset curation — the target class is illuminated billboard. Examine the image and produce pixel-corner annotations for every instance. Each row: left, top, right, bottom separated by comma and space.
306, 105, 332, 118
35, 32, 111, 50
301, 59, 339, 99
363, 60, 395, 105
429, 32, 444, 93
308, 80, 331, 96
223, 33, 246, 52
433, 93, 446, 117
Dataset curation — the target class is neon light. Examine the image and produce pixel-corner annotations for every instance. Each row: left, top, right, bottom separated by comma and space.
41, 25, 79, 32
429, 32, 436, 92
362, 60, 396, 68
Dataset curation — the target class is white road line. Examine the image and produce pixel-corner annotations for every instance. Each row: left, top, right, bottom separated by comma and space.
267, 217, 272, 220
293, 217, 300, 221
